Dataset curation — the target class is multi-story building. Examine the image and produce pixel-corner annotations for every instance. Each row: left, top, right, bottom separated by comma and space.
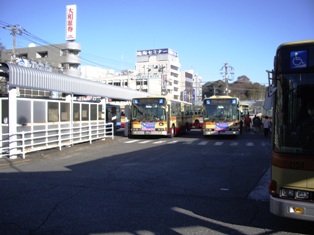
135, 48, 181, 100
0, 42, 81, 77
179, 69, 203, 105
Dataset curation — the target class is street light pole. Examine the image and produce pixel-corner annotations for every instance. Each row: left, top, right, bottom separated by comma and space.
158, 65, 166, 95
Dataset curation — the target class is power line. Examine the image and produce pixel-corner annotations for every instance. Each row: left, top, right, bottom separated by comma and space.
1, 22, 134, 71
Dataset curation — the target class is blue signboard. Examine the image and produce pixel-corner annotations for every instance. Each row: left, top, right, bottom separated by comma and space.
290, 50, 307, 69
136, 48, 178, 57
142, 122, 155, 131
215, 122, 228, 131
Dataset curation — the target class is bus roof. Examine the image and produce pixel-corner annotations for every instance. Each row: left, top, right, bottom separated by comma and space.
207, 95, 237, 99
277, 40, 314, 49
132, 96, 192, 105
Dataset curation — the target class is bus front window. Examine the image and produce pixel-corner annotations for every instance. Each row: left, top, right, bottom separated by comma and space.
132, 103, 166, 121
274, 73, 314, 155
204, 104, 238, 121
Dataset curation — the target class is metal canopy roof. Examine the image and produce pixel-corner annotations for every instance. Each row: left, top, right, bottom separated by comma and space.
4, 62, 148, 100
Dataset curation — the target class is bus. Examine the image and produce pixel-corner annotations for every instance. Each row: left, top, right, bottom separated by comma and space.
239, 103, 250, 117
129, 96, 192, 137
192, 106, 203, 129
268, 40, 314, 221
202, 95, 240, 136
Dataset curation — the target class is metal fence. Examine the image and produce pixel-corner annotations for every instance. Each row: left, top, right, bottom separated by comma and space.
0, 122, 114, 159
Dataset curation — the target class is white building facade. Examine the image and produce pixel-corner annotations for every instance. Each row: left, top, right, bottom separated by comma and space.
135, 48, 181, 100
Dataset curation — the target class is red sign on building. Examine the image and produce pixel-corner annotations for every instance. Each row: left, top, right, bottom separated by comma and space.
66, 5, 77, 41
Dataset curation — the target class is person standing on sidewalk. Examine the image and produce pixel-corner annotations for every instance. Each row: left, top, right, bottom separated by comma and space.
253, 115, 262, 133
263, 116, 271, 137
244, 114, 251, 132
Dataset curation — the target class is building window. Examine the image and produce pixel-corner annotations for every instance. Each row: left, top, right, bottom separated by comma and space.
33, 101, 46, 123
36, 51, 48, 58
98, 105, 104, 120
73, 103, 80, 121
17, 100, 31, 124
171, 65, 179, 71
82, 104, 89, 121
171, 72, 178, 77
1, 99, 8, 124
91, 104, 97, 120
61, 103, 70, 121
19, 53, 28, 59
48, 102, 59, 122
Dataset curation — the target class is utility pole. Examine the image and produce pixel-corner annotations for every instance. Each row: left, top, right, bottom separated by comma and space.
220, 63, 234, 95
158, 65, 166, 95
2, 25, 23, 63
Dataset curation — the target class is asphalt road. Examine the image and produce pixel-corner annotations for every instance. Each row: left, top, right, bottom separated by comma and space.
0, 129, 313, 235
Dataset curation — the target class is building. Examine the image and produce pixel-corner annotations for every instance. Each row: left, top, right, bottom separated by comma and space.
180, 70, 203, 105
135, 48, 181, 99
1, 45, 202, 103
0, 42, 81, 77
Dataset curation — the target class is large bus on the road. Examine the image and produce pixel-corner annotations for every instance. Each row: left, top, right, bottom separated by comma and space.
268, 40, 314, 221
202, 95, 240, 136
130, 96, 192, 137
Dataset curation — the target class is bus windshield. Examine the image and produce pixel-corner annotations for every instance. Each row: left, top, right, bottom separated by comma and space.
132, 102, 166, 121
274, 73, 314, 155
203, 100, 239, 122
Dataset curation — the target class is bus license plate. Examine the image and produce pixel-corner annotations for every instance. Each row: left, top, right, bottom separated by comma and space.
144, 131, 151, 135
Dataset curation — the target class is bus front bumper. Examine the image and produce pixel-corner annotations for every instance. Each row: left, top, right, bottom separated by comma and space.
270, 195, 314, 222
131, 130, 168, 136
203, 130, 239, 136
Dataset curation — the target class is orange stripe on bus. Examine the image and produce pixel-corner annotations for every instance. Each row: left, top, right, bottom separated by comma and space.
272, 152, 314, 170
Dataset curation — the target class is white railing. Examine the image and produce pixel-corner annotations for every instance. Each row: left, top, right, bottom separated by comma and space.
0, 122, 114, 159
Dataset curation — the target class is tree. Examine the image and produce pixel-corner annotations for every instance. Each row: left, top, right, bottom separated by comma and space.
0, 41, 5, 60
235, 75, 251, 83
202, 75, 266, 101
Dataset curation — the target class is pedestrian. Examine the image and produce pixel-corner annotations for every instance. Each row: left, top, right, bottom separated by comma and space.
263, 116, 271, 137
240, 119, 243, 134
253, 115, 262, 133
244, 114, 251, 132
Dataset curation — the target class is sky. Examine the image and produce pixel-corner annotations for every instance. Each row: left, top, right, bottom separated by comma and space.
1, 0, 313, 85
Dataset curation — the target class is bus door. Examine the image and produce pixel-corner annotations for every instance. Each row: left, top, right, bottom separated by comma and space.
124, 105, 130, 137
167, 104, 171, 136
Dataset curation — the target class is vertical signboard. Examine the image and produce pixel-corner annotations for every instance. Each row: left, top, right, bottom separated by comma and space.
66, 5, 77, 41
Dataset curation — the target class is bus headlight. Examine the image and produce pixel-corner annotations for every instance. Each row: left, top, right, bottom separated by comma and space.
295, 191, 310, 200
280, 188, 294, 198
280, 188, 311, 200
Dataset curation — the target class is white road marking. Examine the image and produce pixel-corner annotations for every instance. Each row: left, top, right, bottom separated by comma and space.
198, 141, 208, 145
124, 140, 140, 143
214, 142, 223, 146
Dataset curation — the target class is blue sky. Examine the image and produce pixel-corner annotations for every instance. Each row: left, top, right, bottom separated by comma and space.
1, 0, 313, 85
